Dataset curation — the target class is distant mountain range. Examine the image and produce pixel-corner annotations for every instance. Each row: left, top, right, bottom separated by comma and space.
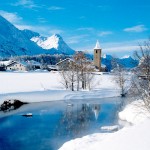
0, 15, 75, 58
102, 54, 138, 71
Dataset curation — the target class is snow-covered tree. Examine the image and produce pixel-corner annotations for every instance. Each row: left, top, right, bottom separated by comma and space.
132, 39, 150, 110
113, 64, 129, 97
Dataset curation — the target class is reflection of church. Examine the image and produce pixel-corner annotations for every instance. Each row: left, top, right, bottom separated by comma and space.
56, 103, 101, 137
94, 41, 106, 72
92, 104, 101, 120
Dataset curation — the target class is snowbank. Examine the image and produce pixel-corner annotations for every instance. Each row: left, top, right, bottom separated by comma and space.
59, 100, 150, 150
0, 72, 120, 104
119, 100, 150, 124
59, 119, 150, 150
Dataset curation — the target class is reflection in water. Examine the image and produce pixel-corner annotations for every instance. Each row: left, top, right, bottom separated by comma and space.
92, 104, 101, 120
56, 104, 101, 138
0, 100, 120, 150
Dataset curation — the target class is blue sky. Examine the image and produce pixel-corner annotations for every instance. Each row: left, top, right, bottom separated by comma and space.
0, 0, 150, 57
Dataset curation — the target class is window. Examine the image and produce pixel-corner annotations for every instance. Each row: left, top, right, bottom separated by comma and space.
96, 50, 97, 53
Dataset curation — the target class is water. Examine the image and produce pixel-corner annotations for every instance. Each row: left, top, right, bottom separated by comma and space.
0, 97, 122, 150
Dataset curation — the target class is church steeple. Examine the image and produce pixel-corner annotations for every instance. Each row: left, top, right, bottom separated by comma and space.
94, 40, 101, 49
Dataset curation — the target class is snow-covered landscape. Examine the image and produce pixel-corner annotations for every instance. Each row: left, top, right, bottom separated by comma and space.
0, 0, 150, 150
0, 71, 120, 104
0, 71, 150, 150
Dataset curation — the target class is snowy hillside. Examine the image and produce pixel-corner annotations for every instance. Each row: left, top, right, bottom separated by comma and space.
22, 29, 40, 40
31, 34, 75, 55
0, 15, 45, 58
0, 15, 75, 57
0, 72, 119, 104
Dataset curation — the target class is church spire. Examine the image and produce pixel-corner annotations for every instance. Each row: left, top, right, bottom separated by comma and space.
94, 40, 101, 49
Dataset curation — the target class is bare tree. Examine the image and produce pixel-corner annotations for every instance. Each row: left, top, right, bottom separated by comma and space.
59, 61, 76, 91
59, 52, 94, 91
74, 52, 86, 89
115, 66, 129, 97
112, 58, 129, 97
59, 70, 69, 90
132, 39, 150, 110
74, 52, 94, 90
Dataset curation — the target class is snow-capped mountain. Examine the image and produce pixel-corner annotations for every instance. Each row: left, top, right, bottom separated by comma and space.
0, 15, 75, 58
31, 34, 75, 55
0, 15, 45, 58
102, 54, 138, 70
118, 55, 138, 68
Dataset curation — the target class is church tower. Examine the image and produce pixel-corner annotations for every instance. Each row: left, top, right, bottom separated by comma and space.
94, 40, 101, 71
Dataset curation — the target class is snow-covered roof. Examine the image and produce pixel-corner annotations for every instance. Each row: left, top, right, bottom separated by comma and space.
56, 58, 74, 65
27, 60, 41, 66
47, 65, 59, 70
94, 40, 101, 49
0, 60, 13, 66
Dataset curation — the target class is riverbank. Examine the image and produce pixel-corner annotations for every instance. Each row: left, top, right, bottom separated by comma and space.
59, 100, 150, 150
0, 71, 120, 104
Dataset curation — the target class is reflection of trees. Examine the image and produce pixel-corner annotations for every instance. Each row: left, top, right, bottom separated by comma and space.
55, 104, 101, 138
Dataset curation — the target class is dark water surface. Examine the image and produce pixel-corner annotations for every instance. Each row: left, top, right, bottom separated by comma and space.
0, 98, 122, 150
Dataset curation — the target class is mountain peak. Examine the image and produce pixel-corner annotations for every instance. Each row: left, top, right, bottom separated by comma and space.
31, 34, 75, 55
52, 33, 61, 38
121, 55, 132, 59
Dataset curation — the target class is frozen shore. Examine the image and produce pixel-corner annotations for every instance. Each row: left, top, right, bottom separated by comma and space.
0, 72, 120, 104
59, 100, 150, 150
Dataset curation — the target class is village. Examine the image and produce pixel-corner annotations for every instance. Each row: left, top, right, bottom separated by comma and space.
0, 41, 107, 72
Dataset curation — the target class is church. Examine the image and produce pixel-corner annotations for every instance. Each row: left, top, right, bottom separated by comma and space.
93, 41, 106, 72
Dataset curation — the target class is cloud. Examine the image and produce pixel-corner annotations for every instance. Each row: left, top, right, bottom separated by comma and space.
0, 10, 22, 24
12, 0, 39, 9
48, 29, 64, 35
123, 25, 148, 32
0, 10, 63, 36
15, 24, 33, 30
66, 35, 89, 44
37, 17, 47, 23
98, 31, 113, 36
15, 24, 64, 36
48, 6, 65, 10
77, 27, 94, 31
74, 39, 146, 57
103, 45, 140, 52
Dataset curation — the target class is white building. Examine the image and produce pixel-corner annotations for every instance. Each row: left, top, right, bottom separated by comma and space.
6, 60, 41, 71
6, 61, 28, 71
